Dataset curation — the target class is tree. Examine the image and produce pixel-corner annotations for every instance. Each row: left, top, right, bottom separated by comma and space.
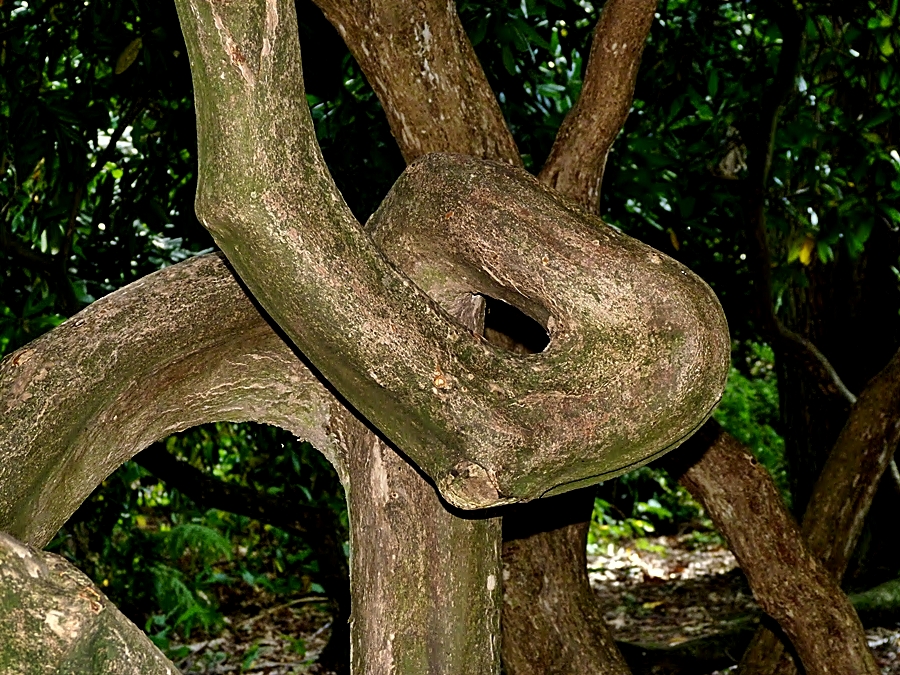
1, 0, 898, 674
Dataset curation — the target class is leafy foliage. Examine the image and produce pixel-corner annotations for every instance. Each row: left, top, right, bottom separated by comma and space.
715, 342, 789, 502
47, 423, 345, 643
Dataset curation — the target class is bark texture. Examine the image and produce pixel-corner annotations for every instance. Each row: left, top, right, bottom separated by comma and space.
174, 0, 729, 509
0, 253, 503, 675
311, 0, 520, 165
369, 153, 730, 504
738, 346, 900, 674
306, 0, 648, 665
0, 532, 178, 675
0, 253, 342, 548
500, 490, 631, 674
670, 421, 879, 675
338, 421, 502, 675
539, 0, 658, 211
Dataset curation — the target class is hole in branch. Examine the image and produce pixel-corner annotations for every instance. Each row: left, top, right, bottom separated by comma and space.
481, 295, 550, 354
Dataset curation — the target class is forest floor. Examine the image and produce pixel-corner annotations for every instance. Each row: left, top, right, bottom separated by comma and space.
168, 533, 900, 674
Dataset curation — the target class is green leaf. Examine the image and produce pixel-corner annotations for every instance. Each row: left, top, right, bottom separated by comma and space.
708, 69, 719, 98
501, 44, 517, 75
880, 204, 900, 224
468, 16, 490, 46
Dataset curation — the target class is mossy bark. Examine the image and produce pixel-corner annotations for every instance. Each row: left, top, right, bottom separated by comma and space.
0, 253, 503, 674
0, 532, 178, 675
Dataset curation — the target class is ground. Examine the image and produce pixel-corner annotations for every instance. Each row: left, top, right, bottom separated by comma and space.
167, 534, 900, 674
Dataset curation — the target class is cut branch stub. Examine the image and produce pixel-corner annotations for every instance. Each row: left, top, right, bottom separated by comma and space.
368, 153, 731, 507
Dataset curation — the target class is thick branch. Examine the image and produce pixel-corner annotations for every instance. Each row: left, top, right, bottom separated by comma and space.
539, 0, 658, 212
311, 0, 520, 165
669, 420, 878, 675
738, 346, 900, 674
174, 0, 729, 509
0, 253, 346, 548
0, 253, 502, 675
499, 3, 658, 671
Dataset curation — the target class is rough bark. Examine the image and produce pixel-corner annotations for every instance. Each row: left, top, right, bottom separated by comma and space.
311, 0, 520, 165
0, 532, 178, 675
337, 420, 502, 675
737, 346, 900, 674
0, 254, 502, 674
303, 0, 661, 667
539, 0, 658, 212
505, 2, 659, 670
668, 421, 879, 675
0, 253, 342, 548
173, 0, 729, 509
500, 490, 631, 674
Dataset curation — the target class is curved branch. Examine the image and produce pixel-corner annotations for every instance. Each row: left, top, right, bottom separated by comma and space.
174, 0, 729, 509
0, 253, 501, 674
539, 0, 658, 212
311, 0, 520, 165
0, 253, 345, 548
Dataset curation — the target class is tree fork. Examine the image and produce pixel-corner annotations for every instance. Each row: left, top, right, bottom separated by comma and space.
669, 421, 879, 675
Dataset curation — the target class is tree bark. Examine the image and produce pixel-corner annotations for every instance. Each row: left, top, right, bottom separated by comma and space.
0, 254, 343, 547
539, 0, 658, 212
0, 532, 178, 675
303, 1, 664, 670
500, 491, 631, 675
311, 0, 520, 165
174, 0, 728, 509
337, 420, 502, 675
668, 421, 879, 675
737, 346, 900, 673
0, 252, 504, 674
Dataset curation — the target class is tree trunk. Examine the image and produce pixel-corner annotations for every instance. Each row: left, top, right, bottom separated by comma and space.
501, 491, 631, 675
670, 421, 879, 675
339, 422, 502, 674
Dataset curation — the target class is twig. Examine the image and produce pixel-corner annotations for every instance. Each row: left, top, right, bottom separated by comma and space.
238, 596, 330, 631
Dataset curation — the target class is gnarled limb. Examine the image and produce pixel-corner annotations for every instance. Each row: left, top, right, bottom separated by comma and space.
503, 1, 658, 670
311, 0, 520, 165
669, 421, 878, 675
174, 0, 728, 510
0, 253, 502, 675
540, 0, 658, 212
0, 253, 341, 547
